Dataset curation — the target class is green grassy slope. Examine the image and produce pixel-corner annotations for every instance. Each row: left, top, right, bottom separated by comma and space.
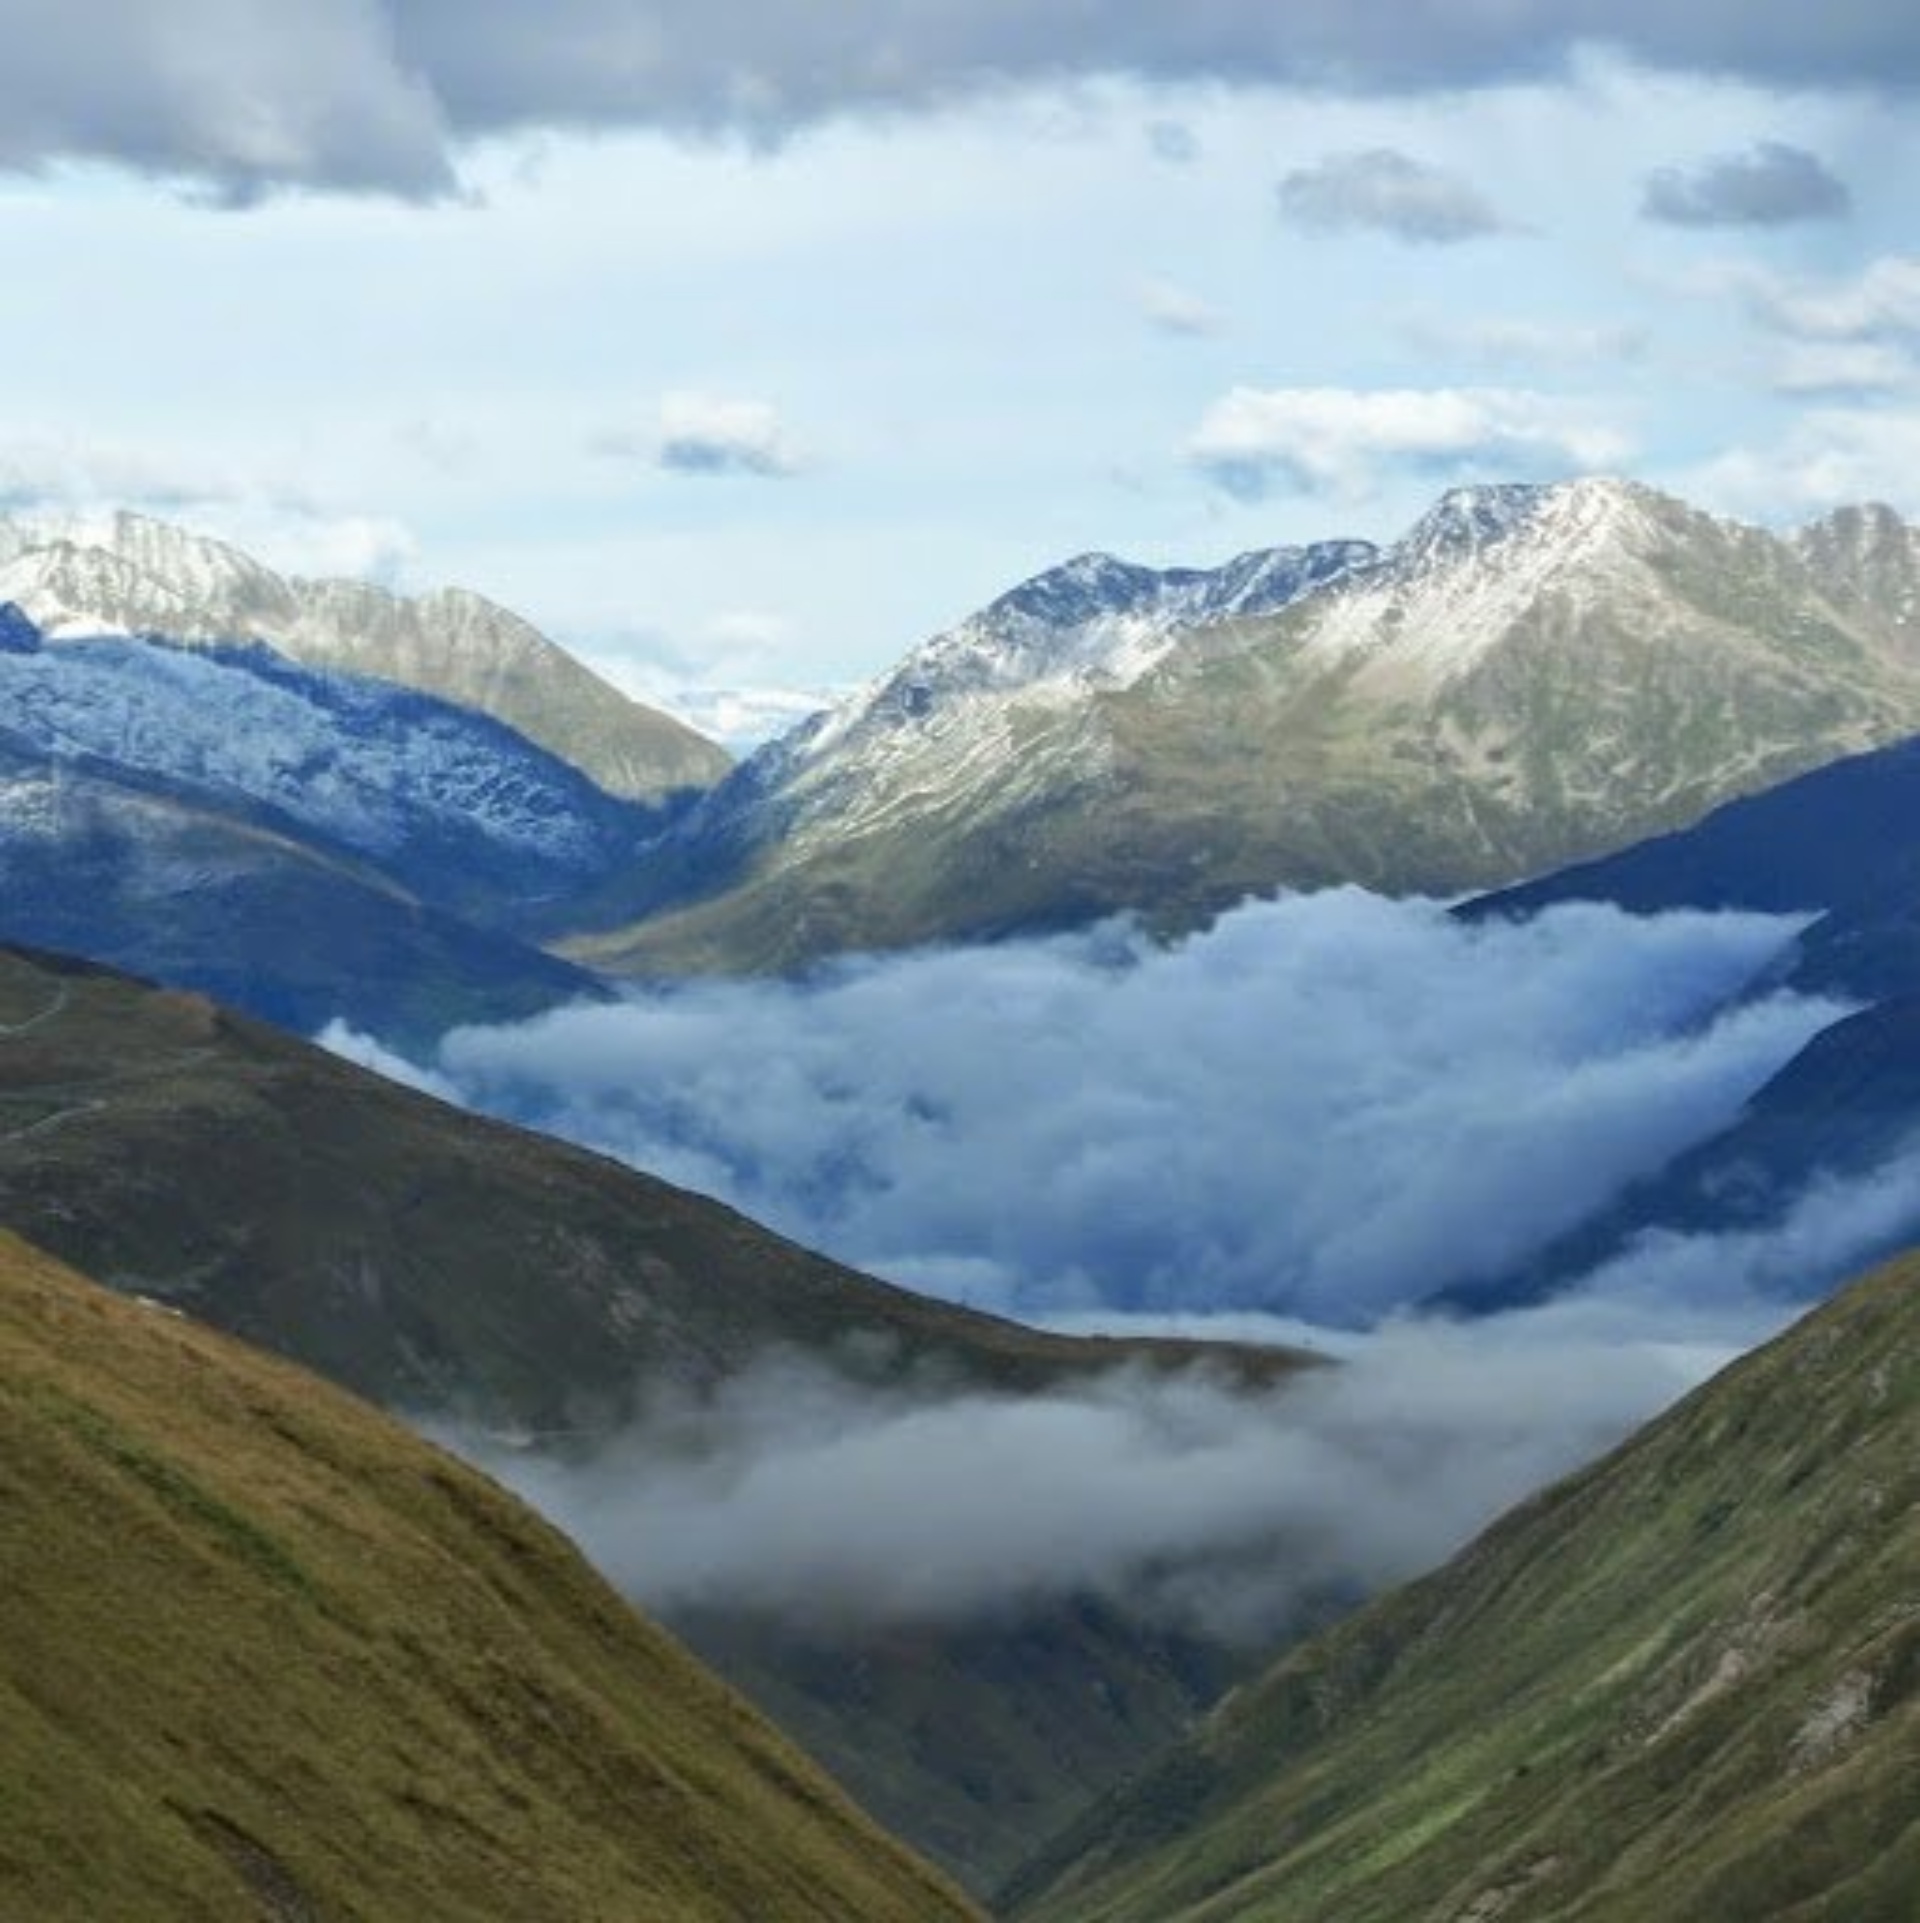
1011, 1251, 1920, 1923
0, 941, 1312, 1894
0, 1229, 979, 1923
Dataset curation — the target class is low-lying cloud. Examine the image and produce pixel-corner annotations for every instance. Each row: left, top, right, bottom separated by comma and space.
331, 891, 1845, 1327
459, 1319, 1715, 1639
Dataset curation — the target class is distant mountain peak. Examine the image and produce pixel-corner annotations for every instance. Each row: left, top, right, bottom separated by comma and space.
0, 509, 730, 801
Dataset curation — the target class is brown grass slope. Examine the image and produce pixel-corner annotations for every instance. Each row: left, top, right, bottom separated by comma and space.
0, 941, 1313, 1896
0, 1230, 979, 1923
0, 943, 1302, 1434
1010, 1251, 1920, 1923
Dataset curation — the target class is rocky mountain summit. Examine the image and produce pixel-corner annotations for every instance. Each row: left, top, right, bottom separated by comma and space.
573, 480, 1920, 975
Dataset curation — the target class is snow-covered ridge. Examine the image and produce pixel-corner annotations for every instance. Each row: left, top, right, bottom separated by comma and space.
0, 607, 647, 900
0, 510, 730, 801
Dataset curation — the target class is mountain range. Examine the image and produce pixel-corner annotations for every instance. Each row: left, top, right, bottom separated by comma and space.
10, 481, 1920, 1914
0, 605, 646, 1038
1450, 730, 1920, 1314
570, 482, 1920, 975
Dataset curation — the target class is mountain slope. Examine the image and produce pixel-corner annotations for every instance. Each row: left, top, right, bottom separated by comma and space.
0, 1229, 978, 1923
0, 941, 1312, 1887
0, 742, 604, 1043
1466, 728, 1920, 1006
1450, 731, 1920, 1311
573, 481, 1920, 975
0, 614, 655, 931
0, 509, 729, 799
0, 942, 1271, 1429
1010, 1249, 1920, 1923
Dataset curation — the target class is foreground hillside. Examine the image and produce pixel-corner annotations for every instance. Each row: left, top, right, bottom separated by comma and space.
1010, 1251, 1920, 1923
0, 1230, 977, 1922
576, 481, 1920, 974
0, 941, 1310, 1890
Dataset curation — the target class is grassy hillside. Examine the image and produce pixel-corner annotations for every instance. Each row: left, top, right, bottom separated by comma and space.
1009, 1251, 1920, 1923
0, 940, 1312, 1893
0, 1229, 978, 1922
0, 943, 1300, 1433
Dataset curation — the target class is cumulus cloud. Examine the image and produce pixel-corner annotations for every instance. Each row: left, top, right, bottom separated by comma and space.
1137, 277, 1224, 337
327, 892, 1844, 1327
1186, 386, 1629, 500
1642, 141, 1850, 228
1145, 118, 1201, 166
14, 4, 1920, 201
443, 1131, 1920, 1648
1550, 1137, 1920, 1319
597, 393, 805, 479
0, 0, 456, 202
458, 1320, 1710, 1639
1277, 149, 1507, 244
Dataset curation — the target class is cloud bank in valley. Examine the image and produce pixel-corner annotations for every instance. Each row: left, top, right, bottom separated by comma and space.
356, 891, 1920, 1644
460, 1319, 1715, 1640
332, 890, 1846, 1327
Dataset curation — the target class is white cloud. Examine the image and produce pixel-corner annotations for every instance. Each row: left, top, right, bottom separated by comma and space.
1769, 342, 1918, 398
1136, 276, 1224, 337
457, 1318, 1708, 1638
12, 5, 1920, 199
598, 392, 805, 479
1685, 408, 1920, 519
1277, 149, 1508, 244
1401, 315, 1648, 368
0, 436, 421, 585
1745, 255, 1920, 344
1186, 386, 1631, 499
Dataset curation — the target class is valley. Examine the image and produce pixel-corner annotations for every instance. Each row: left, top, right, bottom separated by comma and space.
6, 490, 1920, 1916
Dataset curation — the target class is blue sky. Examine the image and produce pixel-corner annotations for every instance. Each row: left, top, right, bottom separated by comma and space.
2, 6, 1917, 729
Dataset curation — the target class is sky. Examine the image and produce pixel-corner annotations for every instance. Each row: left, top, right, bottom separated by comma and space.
2, 4, 1919, 735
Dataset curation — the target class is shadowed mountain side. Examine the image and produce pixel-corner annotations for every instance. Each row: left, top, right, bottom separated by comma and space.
0, 752, 606, 1046
0, 1230, 978, 1923
1443, 996, 1920, 1317
1008, 1251, 1920, 1923
675, 1603, 1263, 1898
0, 944, 1309, 1435
1465, 732, 1920, 1006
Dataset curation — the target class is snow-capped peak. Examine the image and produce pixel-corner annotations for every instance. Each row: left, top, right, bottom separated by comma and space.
0, 508, 730, 800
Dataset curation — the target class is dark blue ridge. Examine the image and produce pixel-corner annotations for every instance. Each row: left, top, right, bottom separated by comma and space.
0, 603, 43, 654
